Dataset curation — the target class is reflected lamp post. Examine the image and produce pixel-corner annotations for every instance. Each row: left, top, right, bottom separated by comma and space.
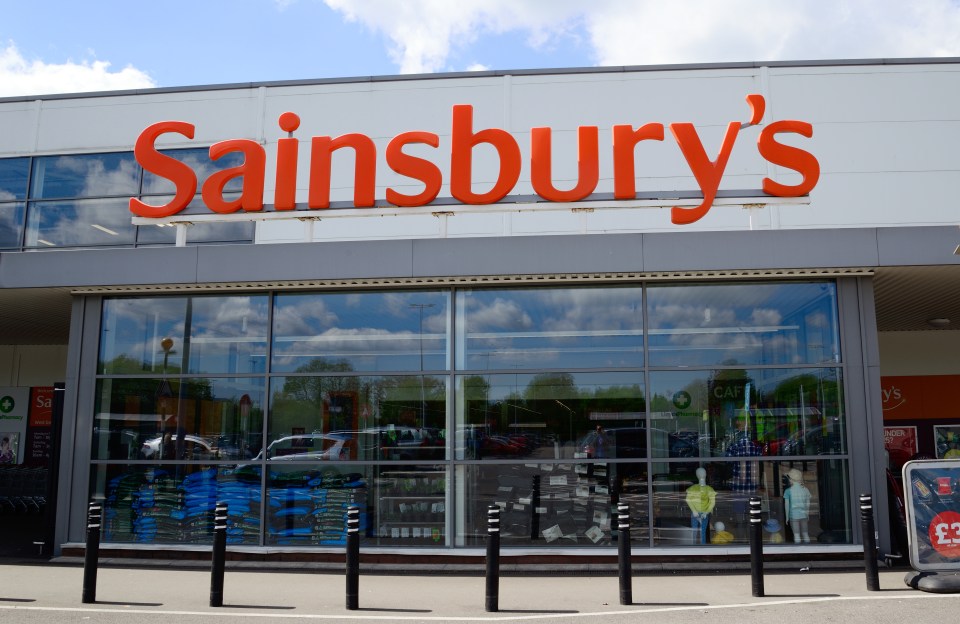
410, 303, 435, 428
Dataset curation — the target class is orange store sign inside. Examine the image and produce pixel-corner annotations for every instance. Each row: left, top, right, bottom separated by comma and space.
129, 94, 819, 226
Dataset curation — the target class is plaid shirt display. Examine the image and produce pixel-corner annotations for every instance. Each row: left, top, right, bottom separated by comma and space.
725, 434, 763, 492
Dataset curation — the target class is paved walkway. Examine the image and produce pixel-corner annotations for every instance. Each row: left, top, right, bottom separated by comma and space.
1, 559, 958, 623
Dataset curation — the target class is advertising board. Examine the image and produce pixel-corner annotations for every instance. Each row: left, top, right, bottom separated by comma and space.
903, 459, 960, 571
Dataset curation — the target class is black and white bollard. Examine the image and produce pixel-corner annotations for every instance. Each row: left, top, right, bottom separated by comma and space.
346, 506, 360, 610
748, 497, 764, 597
209, 502, 228, 607
485, 505, 501, 612
81, 501, 102, 604
860, 493, 880, 591
617, 502, 633, 605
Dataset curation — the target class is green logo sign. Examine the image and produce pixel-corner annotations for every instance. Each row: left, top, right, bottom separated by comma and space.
672, 391, 692, 410
0, 396, 14, 414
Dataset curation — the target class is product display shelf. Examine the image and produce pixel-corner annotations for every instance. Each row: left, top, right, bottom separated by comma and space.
375, 470, 446, 544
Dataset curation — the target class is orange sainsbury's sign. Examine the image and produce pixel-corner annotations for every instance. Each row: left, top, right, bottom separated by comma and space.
129, 94, 819, 226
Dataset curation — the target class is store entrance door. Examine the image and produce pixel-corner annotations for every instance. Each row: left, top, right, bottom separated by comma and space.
0, 384, 63, 559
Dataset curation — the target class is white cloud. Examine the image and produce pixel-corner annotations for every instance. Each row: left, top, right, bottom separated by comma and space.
0, 42, 156, 97
322, 0, 960, 73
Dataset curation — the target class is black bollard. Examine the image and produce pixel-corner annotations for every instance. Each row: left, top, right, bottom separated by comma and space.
81, 501, 102, 604
485, 505, 501, 612
748, 497, 764, 597
617, 502, 632, 605
860, 493, 880, 591
209, 502, 228, 607
346, 506, 360, 610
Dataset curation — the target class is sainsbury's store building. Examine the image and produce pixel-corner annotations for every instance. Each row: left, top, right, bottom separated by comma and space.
1, 58, 959, 562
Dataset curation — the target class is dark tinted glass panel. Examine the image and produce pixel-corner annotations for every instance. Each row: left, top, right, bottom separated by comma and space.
92, 377, 265, 460
646, 281, 839, 367
141, 148, 245, 195
25, 198, 135, 247
649, 460, 850, 546
648, 368, 846, 458
0, 202, 24, 248
31, 153, 139, 199
456, 462, 649, 547
268, 374, 447, 460
456, 372, 645, 459
99, 297, 188, 374
187, 296, 269, 374
90, 464, 260, 544
272, 291, 449, 373
457, 287, 644, 371
0, 158, 29, 200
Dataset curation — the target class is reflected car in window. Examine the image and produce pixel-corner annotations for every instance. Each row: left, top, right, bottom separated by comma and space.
139, 434, 219, 460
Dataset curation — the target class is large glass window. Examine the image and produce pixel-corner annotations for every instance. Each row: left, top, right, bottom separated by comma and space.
91, 280, 851, 550
92, 376, 265, 461
99, 295, 270, 375
91, 464, 261, 545
0, 202, 24, 248
456, 286, 644, 370
456, 462, 649, 547
646, 282, 839, 367
456, 372, 645, 459
272, 291, 449, 373
269, 375, 447, 460
648, 368, 846, 458
649, 460, 850, 547
0, 157, 29, 200
25, 198, 135, 248
31, 153, 139, 199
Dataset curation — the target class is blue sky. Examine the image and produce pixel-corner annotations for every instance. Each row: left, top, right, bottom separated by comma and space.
2, 0, 960, 96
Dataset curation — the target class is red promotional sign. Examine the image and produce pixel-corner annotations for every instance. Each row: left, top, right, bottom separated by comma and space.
929, 511, 960, 558
28, 387, 54, 428
884, 426, 917, 468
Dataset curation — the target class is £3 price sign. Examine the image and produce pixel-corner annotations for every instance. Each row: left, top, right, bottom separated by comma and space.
930, 511, 960, 558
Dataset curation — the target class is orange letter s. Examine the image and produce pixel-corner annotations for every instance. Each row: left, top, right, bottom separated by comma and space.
130, 121, 197, 218
758, 120, 820, 196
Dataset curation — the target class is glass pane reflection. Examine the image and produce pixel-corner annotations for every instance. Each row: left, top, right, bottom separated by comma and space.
31, 153, 139, 199
648, 368, 845, 458
269, 375, 447, 460
456, 372, 645, 459
26, 198, 135, 247
646, 282, 839, 367
272, 291, 449, 373
0, 158, 29, 200
457, 287, 644, 370
99, 297, 188, 375
0, 202, 24, 248
92, 377, 264, 460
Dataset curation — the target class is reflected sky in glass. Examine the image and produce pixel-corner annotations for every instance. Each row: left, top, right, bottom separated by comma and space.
457, 287, 644, 370
272, 291, 449, 373
0, 158, 29, 200
31, 153, 139, 199
646, 282, 838, 367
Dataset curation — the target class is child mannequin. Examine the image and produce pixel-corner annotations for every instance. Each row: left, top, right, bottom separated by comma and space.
685, 467, 716, 544
784, 468, 812, 543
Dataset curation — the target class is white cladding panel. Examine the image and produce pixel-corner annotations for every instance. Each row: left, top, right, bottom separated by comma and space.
1, 62, 959, 238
